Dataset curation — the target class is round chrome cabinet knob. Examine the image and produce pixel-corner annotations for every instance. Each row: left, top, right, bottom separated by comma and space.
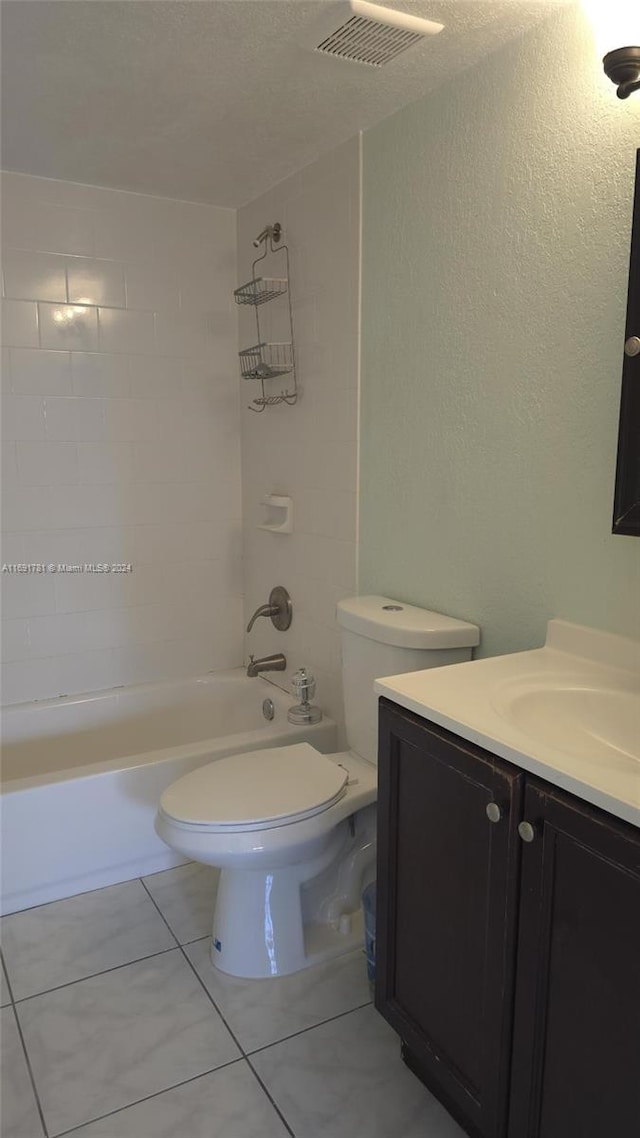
486, 802, 502, 824
624, 336, 640, 357
518, 821, 536, 843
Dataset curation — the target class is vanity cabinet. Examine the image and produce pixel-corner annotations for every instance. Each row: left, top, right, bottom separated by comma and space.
376, 698, 640, 1138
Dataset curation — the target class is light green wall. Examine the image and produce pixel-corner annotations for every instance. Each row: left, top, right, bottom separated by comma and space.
359, 5, 640, 658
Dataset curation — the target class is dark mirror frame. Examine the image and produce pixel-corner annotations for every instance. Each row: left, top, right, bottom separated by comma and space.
612, 148, 640, 536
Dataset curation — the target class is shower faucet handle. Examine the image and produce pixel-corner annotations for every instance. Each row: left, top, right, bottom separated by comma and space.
246, 586, 292, 633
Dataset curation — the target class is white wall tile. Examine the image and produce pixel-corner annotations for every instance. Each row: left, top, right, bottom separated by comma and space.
129, 356, 180, 399
153, 310, 210, 358
2, 572, 57, 619
23, 610, 119, 659
1, 532, 26, 563
2, 485, 54, 531
2, 198, 95, 257
3, 250, 67, 302
53, 571, 116, 614
77, 442, 134, 484
70, 352, 130, 397
238, 138, 360, 731
10, 348, 72, 395
56, 647, 122, 698
20, 528, 85, 565
34, 203, 96, 256
132, 521, 218, 564
98, 307, 154, 354
1, 171, 240, 705
93, 207, 157, 264
132, 439, 192, 483
1, 439, 18, 487
1, 617, 31, 662
41, 396, 106, 442
16, 441, 78, 486
1, 393, 46, 439
67, 257, 126, 308
38, 302, 99, 352
48, 483, 131, 529
1, 299, 39, 347
1, 657, 60, 704
125, 263, 178, 311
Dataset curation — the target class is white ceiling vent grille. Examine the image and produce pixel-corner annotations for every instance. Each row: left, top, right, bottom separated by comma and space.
315, 1, 443, 68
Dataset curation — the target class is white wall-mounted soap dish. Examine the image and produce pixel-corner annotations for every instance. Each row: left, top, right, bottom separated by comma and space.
258, 495, 293, 534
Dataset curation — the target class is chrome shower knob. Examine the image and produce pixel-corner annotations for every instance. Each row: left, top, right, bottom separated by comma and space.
288, 667, 322, 725
291, 668, 316, 702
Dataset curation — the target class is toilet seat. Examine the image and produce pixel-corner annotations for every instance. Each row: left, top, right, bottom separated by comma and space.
159, 743, 349, 834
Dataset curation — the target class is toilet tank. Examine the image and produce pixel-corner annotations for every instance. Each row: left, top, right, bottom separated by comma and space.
336, 596, 479, 765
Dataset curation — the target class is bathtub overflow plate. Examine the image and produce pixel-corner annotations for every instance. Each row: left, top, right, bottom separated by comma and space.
262, 698, 275, 721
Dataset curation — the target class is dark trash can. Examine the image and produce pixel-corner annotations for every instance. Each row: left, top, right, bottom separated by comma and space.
362, 881, 376, 985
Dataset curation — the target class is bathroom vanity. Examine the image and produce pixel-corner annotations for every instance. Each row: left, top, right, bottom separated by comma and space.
374, 621, 640, 1138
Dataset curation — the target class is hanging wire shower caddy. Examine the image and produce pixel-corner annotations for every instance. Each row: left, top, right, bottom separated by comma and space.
234, 223, 298, 410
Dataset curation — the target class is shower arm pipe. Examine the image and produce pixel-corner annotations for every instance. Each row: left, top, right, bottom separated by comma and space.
253, 222, 282, 249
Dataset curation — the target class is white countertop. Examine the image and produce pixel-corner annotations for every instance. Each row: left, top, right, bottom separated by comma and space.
375, 620, 640, 829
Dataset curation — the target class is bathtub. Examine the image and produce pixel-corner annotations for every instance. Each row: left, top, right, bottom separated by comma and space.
0, 670, 337, 915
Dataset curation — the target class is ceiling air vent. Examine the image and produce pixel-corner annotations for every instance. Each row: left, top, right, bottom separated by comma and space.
315, 0, 443, 67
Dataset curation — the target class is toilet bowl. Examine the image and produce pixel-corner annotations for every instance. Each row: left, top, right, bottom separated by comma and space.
157, 743, 377, 977
157, 596, 479, 979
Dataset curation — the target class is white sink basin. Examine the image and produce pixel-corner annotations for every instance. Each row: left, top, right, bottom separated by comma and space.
375, 620, 640, 828
492, 683, 640, 768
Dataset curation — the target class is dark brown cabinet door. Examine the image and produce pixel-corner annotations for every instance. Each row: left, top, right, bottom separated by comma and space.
376, 699, 524, 1138
508, 780, 640, 1138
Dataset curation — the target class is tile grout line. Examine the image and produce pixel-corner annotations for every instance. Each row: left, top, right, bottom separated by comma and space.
1, 945, 49, 1138
246, 996, 374, 1057
7, 994, 50, 1138
10, 944, 179, 1006
139, 880, 376, 1133
1, 881, 185, 1138
11, 877, 247, 1138
50, 1057, 246, 1138
244, 1058, 297, 1138
138, 878, 297, 1138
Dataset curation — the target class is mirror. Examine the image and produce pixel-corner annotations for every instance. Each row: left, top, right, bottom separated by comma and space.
612, 148, 640, 535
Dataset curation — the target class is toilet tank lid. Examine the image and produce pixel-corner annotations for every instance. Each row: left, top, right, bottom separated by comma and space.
336, 596, 480, 650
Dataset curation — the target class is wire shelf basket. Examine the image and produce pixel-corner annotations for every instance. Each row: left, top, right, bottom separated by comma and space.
251, 394, 295, 408
239, 342, 293, 380
234, 277, 288, 307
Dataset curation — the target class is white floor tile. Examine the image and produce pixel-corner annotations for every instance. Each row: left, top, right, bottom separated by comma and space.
0, 1007, 45, 1138
1, 880, 176, 1001
186, 938, 372, 1053
252, 1004, 466, 1138
57, 1062, 291, 1138
17, 948, 240, 1136
142, 863, 219, 944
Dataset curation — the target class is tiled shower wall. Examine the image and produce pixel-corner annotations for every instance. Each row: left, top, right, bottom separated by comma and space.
1, 172, 242, 704
237, 138, 360, 731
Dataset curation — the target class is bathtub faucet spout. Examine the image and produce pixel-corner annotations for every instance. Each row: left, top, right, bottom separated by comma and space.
247, 654, 287, 678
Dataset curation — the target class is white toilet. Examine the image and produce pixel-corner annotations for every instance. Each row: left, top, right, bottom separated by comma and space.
156, 596, 479, 979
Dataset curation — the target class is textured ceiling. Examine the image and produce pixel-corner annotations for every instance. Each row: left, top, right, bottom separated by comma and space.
1, 0, 572, 207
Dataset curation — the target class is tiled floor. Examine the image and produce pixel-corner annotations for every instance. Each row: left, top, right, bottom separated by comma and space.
1, 864, 464, 1138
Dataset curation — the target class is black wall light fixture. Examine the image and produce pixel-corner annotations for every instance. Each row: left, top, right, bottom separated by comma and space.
603, 46, 640, 98
583, 1, 640, 98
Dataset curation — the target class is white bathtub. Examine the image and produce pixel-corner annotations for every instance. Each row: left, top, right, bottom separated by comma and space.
0, 670, 337, 915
